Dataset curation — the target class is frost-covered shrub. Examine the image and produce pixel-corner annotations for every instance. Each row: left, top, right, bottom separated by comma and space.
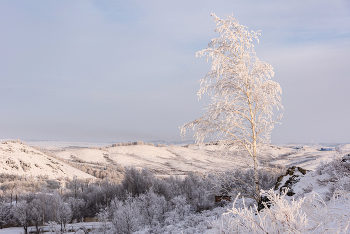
57, 202, 72, 232
316, 153, 350, 199
211, 189, 350, 234
46, 179, 60, 189
29, 198, 44, 233
68, 197, 86, 221
181, 172, 214, 212
97, 208, 110, 234
316, 153, 350, 177
210, 168, 284, 201
13, 201, 31, 234
214, 189, 309, 233
164, 196, 190, 224
122, 167, 155, 197
138, 190, 168, 227
0, 201, 12, 229
152, 178, 174, 201
111, 195, 141, 234
153, 176, 184, 202
137, 206, 227, 234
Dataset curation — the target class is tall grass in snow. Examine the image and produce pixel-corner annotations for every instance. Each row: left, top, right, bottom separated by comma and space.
211, 189, 350, 233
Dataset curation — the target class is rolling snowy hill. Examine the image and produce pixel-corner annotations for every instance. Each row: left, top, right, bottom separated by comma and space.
2, 139, 349, 179
0, 141, 94, 179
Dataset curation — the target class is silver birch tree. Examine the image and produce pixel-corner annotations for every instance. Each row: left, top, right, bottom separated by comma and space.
180, 13, 283, 204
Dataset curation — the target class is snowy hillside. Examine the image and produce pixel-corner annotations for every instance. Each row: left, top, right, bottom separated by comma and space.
339, 143, 350, 154
269, 144, 338, 170
2, 139, 348, 180
53, 142, 348, 176
275, 150, 350, 201
0, 141, 94, 179
53, 143, 288, 176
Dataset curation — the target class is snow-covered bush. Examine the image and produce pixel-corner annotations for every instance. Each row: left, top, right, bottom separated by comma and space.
29, 198, 44, 233
122, 167, 155, 197
68, 197, 86, 221
164, 196, 191, 224
211, 189, 350, 233
56, 201, 72, 232
137, 206, 227, 234
210, 168, 284, 203
13, 200, 31, 234
0, 201, 12, 229
97, 208, 110, 234
181, 172, 214, 212
138, 190, 168, 227
316, 153, 350, 198
47, 221, 59, 233
111, 195, 141, 234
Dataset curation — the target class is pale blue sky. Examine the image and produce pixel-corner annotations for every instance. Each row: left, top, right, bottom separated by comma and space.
0, 0, 349, 144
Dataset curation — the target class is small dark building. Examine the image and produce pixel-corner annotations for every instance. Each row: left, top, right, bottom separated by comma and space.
215, 195, 232, 203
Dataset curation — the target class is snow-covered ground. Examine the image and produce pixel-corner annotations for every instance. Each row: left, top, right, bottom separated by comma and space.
1, 139, 349, 179
50, 141, 350, 176
0, 222, 111, 234
1, 140, 350, 233
211, 150, 350, 233
0, 141, 94, 179
269, 144, 337, 170
0, 227, 23, 234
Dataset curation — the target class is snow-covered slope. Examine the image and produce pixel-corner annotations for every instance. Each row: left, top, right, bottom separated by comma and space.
54, 144, 288, 176
5, 139, 344, 178
338, 143, 350, 154
269, 144, 338, 170
275, 152, 350, 201
0, 141, 94, 179
49, 142, 345, 176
